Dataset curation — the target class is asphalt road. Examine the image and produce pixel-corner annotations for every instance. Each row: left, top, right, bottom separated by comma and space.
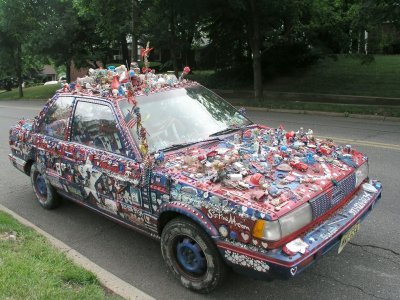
1, 100, 400, 300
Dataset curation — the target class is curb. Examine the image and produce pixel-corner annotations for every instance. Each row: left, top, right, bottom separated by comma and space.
235, 106, 400, 122
214, 89, 400, 103
0, 204, 155, 300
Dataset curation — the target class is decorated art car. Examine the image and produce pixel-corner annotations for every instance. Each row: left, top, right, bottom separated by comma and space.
8, 62, 382, 293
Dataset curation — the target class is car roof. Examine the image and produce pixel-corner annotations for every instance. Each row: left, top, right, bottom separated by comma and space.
56, 67, 197, 104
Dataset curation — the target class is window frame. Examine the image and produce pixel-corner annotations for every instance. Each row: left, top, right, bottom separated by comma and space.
37, 95, 75, 141
67, 95, 143, 163
69, 97, 131, 158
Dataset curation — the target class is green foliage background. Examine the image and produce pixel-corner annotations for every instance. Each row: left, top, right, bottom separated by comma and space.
0, 0, 399, 97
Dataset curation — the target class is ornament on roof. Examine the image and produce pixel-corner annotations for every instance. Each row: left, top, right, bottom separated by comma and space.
141, 41, 153, 74
179, 66, 191, 82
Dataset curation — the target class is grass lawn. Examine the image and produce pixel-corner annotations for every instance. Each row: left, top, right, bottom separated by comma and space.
190, 55, 400, 98
0, 84, 60, 100
266, 55, 400, 98
0, 211, 120, 299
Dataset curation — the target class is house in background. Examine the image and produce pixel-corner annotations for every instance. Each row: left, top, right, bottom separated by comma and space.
42, 65, 57, 82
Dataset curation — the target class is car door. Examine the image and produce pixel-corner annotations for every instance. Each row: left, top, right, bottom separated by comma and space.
35, 95, 75, 192
69, 99, 148, 227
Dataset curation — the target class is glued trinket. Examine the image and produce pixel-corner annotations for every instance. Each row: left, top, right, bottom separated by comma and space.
219, 225, 229, 237
285, 131, 295, 143
276, 163, 292, 172
250, 190, 265, 202
362, 183, 378, 193
290, 161, 308, 172
268, 186, 280, 198
179, 66, 191, 81
228, 173, 242, 181
154, 151, 165, 164
250, 173, 265, 186
304, 153, 316, 165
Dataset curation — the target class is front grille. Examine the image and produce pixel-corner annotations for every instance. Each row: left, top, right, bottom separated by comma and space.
310, 173, 356, 219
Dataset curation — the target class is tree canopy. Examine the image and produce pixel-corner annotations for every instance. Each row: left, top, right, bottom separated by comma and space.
0, 0, 398, 98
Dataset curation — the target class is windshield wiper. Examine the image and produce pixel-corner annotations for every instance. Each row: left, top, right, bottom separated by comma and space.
157, 137, 222, 153
158, 141, 201, 152
209, 126, 241, 137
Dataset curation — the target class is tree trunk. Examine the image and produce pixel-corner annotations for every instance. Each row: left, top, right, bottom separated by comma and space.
169, 9, 179, 76
16, 43, 23, 98
131, 0, 138, 63
170, 48, 179, 77
248, 0, 263, 101
185, 31, 195, 67
252, 48, 263, 101
121, 37, 130, 67
132, 36, 137, 62
66, 60, 71, 83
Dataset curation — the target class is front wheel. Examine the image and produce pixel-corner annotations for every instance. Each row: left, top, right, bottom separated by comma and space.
161, 217, 227, 293
31, 162, 61, 209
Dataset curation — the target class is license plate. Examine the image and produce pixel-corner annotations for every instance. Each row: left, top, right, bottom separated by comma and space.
338, 222, 360, 254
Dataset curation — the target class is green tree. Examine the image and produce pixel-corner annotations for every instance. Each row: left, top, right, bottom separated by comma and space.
32, 0, 100, 82
204, 0, 312, 100
0, 0, 43, 97
74, 0, 139, 66
140, 0, 203, 75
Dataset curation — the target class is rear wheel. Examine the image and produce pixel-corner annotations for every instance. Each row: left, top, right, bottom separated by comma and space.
161, 217, 227, 293
31, 163, 61, 209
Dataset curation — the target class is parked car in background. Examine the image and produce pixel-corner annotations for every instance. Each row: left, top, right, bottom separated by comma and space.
8, 67, 382, 293
43, 80, 59, 85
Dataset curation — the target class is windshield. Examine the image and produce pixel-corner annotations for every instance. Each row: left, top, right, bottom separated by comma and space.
118, 85, 252, 153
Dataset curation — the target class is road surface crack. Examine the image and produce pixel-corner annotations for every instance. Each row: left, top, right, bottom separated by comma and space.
349, 242, 400, 256
349, 243, 400, 266
311, 272, 389, 300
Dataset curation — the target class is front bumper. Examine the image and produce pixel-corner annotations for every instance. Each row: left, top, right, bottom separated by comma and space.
217, 184, 382, 279
9, 153, 28, 175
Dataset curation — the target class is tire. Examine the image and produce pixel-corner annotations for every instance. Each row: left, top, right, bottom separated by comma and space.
30, 162, 61, 209
161, 217, 227, 293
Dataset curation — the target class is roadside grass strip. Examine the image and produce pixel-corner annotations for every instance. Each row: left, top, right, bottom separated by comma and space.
0, 211, 121, 300
229, 99, 400, 118
0, 84, 60, 100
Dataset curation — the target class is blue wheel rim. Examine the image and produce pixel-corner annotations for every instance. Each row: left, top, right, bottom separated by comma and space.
35, 173, 47, 197
176, 237, 206, 275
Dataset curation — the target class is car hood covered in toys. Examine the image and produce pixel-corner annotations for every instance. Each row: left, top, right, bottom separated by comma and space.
155, 124, 368, 225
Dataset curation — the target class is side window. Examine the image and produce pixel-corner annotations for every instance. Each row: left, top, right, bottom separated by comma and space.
71, 101, 125, 154
39, 96, 74, 139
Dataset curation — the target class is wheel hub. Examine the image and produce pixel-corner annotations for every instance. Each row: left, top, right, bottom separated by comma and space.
176, 237, 206, 275
35, 173, 47, 196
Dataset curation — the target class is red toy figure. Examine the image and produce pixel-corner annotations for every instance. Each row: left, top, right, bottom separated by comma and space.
290, 161, 308, 172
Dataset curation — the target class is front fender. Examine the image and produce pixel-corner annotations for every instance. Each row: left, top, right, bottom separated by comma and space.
159, 202, 220, 238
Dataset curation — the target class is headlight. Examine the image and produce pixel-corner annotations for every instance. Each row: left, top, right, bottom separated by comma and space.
253, 203, 313, 242
355, 162, 369, 187
253, 219, 281, 241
